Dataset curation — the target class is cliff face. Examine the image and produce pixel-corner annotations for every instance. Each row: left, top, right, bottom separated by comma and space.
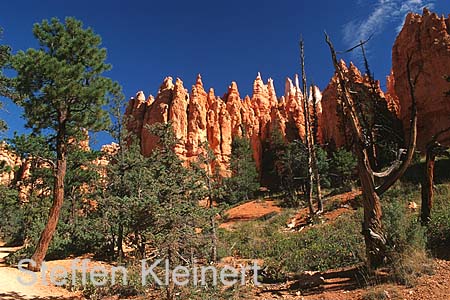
320, 61, 398, 149
389, 8, 450, 150
0, 143, 22, 186
125, 74, 320, 174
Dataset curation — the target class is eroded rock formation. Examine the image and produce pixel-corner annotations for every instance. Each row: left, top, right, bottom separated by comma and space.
389, 8, 450, 150
320, 60, 402, 150
125, 8, 449, 177
125, 74, 320, 175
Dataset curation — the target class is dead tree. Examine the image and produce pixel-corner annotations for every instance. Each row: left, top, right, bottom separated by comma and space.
420, 128, 450, 224
300, 40, 321, 215
325, 34, 418, 269
310, 83, 323, 213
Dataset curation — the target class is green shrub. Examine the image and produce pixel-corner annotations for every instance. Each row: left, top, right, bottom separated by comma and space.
381, 191, 433, 286
329, 148, 357, 189
427, 184, 450, 259
218, 210, 365, 280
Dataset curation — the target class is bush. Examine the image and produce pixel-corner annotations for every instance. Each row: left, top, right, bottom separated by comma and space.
218, 210, 365, 281
362, 286, 401, 300
381, 190, 433, 287
65, 261, 252, 300
427, 184, 450, 259
329, 148, 357, 190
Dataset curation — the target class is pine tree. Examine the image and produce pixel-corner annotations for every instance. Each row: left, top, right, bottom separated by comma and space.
0, 27, 13, 131
12, 17, 123, 271
223, 136, 260, 204
277, 140, 308, 206
142, 123, 210, 300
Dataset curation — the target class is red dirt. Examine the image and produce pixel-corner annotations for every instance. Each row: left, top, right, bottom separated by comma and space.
287, 190, 361, 230
220, 190, 362, 231
220, 199, 282, 229
253, 259, 450, 300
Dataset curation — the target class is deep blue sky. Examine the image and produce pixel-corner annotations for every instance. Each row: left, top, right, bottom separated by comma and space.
0, 0, 448, 148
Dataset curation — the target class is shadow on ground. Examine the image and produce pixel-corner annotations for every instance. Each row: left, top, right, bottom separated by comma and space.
257, 266, 392, 298
0, 293, 81, 300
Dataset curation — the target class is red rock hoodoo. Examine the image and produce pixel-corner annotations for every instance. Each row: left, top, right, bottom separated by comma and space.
125, 74, 321, 176
389, 8, 450, 150
125, 8, 450, 178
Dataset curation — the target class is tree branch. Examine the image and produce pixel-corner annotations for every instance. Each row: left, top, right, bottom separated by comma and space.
376, 54, 418, 195
372, 149, 406, 178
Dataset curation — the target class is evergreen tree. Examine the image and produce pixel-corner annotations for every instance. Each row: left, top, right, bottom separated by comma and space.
223, 136, 260, 204
330, 148, 357, 189
277, 140, 308, 206
12, 17, 123, 271
192, 143, 227, 262
141, 123, 210, 300
0, 27, 13, 131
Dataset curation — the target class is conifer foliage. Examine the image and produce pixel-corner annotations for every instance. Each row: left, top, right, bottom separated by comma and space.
223, 136, 260, 204
12, 17, 122, 271
0, 27, 12, 131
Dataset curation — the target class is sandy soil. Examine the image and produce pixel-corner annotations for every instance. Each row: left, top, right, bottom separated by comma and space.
0, 242, 81, 299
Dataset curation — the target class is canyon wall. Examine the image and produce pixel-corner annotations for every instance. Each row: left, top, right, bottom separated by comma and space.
3, 8, 443, 186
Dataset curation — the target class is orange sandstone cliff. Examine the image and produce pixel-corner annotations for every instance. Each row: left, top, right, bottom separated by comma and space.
389, 8, 450, 150
125, 74, 319, 175
125, 8, 450, 176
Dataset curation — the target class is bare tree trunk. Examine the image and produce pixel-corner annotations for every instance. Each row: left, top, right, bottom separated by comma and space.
420, 128, 450, 225
29, 116, 67, 272
300, 40, 315, 216
420, 146, 435, 225
357, 150, 386, 268
211, 215, 217, 263
310, 85, 323, 213
325, 34, 386, 268
311, 148, 323, 213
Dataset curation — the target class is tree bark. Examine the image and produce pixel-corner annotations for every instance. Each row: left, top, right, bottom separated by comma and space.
28, 115, 67, 272
357, 150, 386, 268
117, 223, 124, 260
325, 34, 386, 269
211, 215, 217, 263
421, 145, 436, 225
310, 87, 323, 213
300, 40, 315, 216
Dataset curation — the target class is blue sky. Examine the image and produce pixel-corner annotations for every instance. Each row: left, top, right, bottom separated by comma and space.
0, 0, 448, 148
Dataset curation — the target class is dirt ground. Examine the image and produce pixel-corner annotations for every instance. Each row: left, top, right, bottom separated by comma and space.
220, 199, 282, 229
252, 259, 450, 300
0, 241, 81, 299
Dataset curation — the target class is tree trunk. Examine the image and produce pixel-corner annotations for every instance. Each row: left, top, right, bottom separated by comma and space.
311, 146, 323, 213
300, 41, 315, 216
357, 151, 386, 269
117, 223, 124, 260
28, 117, 67, 271
166, 247, 175, 300
211, 215, 217, 263
421, 145, 436, 225
310, 87, 323, 213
